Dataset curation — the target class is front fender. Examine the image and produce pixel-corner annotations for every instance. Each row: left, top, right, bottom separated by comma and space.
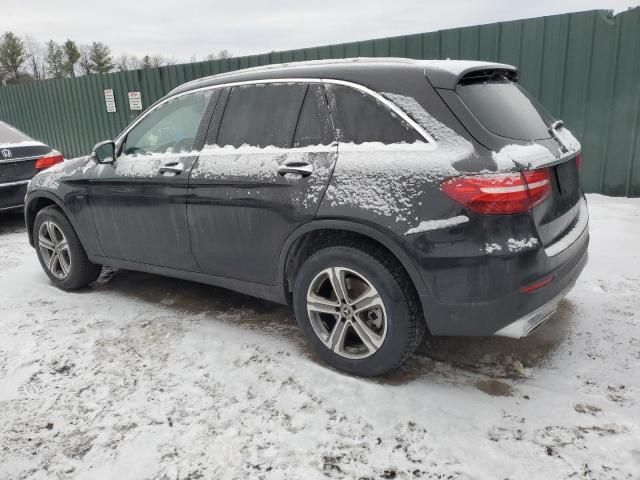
25, 189, 102, 257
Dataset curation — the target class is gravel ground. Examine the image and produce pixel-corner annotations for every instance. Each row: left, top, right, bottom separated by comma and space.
0, 194, 639, 479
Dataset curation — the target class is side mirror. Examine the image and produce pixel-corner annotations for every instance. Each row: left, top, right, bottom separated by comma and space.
91, 140, 116, 164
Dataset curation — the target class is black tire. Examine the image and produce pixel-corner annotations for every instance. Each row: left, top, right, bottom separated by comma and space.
293, 244, 425, 377
33, 206, 102, 290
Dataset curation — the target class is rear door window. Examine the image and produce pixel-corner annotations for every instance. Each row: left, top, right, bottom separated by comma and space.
456, 79, 554, 141
217, 83, 307, 148
325, 84, 421, 145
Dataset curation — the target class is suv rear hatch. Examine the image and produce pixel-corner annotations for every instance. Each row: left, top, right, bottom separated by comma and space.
431, 65, 583, 248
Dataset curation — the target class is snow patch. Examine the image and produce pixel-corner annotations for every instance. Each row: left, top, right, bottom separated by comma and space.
29, 156, 90, 190
404, 215, 469, 235
0, 140, 46, 149
492, 143, 556, 170
507, 237, 539, 252
485, 243, 503, 254
554, 126, 581, 154
0, 194, 640, 479
383, 92, 475, 156
325, 142, 467, 223
192, 144, 336, 210
326, 94, 478, 226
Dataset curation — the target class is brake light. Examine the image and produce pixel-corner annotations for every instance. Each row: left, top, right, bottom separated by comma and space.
440, 168, 551, 215
575, 153, 582, 170
35, 150, 64, 169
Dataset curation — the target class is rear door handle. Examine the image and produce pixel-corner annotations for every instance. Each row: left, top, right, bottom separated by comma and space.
159, 161, 184, 176
277, 162, 313, 177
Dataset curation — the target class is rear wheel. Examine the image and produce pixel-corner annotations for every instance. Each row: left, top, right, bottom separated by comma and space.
293, 244, 424, 376
34, 206, 102, 290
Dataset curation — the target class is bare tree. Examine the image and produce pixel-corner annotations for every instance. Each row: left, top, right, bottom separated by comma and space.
23, 35, 46, 80
137, 54, 177, 69
77, 44, 92, 75
217, 49, 232, 60
115, 53, 143, 71
206, 49, 233, 61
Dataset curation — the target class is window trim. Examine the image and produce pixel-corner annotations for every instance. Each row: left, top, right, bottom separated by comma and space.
115, 78, 435, 147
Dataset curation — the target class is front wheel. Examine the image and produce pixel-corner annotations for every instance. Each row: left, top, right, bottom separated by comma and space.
34, 206, 102, 290
293, 244, 424, 376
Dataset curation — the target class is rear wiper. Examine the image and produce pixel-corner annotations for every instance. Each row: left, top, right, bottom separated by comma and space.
550, 120, 564, 131
549, 120, 568, 153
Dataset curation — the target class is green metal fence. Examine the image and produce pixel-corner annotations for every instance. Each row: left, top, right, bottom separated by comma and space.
1, 8, 639, 195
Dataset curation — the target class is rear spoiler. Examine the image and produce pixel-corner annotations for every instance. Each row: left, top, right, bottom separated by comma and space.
423, 61, 518, 89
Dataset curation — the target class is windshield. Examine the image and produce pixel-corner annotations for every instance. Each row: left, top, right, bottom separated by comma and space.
457, 79, 554, 141
0, 122, 31, 144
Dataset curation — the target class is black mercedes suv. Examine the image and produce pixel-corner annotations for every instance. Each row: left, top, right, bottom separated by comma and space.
25, 58, 588, 376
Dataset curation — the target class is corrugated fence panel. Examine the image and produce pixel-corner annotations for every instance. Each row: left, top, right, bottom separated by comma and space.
0, 8, 639, 194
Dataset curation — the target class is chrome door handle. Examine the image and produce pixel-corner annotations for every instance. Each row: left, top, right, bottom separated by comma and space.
159, 161, 184, 176
277, 162, 313, 177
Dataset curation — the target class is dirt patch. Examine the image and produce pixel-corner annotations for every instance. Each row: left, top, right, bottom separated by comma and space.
475, 379, 514, 397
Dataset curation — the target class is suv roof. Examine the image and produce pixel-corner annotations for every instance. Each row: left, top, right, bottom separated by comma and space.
170, 58, 517, 96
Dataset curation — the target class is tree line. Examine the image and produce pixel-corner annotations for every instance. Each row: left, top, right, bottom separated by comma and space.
0, 32, 232, 85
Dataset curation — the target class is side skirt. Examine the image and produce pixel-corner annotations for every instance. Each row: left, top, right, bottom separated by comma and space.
89, 255, 289, 305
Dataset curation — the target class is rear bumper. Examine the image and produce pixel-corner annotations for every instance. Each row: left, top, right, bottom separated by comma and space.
0, 179, 29, 211
493, 251, 586, 338
412, 198, 589, 337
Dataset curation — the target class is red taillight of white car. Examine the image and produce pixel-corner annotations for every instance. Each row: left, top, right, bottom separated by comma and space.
35, 150, 64, 169
440, 168, 552, 215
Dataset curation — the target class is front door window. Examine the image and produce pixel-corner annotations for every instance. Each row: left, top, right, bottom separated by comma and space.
123, 90, 212, 156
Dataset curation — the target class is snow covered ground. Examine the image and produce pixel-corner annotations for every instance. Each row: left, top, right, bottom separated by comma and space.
0, 194, 638, 479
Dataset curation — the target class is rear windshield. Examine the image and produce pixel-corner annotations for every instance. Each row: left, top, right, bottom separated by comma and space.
457, 79, 554, 141
0, 122, 31, 144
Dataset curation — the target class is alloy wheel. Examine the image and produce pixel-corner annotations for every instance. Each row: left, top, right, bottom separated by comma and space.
306, 266, 387, 359
38, 220, 72, 279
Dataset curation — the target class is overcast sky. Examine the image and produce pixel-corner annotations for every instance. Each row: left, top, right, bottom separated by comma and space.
5, 1, 638, 62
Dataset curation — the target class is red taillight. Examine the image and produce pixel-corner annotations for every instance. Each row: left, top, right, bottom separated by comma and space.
575, 153, 582, 170
440, 168, 551, 215
35, 150, 64, 169
519, 275, 554, 294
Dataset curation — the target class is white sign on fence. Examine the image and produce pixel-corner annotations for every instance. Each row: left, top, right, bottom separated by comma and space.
128, 91, 143, 111
104, 89, 116, 113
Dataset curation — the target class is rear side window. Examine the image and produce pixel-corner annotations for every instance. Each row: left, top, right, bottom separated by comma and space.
217, 83, 306, 148
293, 85, 334, 147
325, 84, 421, 145
0, 122, 31, 144
457, 79, 553, 141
